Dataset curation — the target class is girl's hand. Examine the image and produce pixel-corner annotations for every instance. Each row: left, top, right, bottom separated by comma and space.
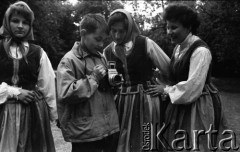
18, 89, 35, 104
146, 84, 165, 97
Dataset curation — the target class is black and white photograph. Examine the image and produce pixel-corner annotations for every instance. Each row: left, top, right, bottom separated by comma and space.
0, 0, 239, 152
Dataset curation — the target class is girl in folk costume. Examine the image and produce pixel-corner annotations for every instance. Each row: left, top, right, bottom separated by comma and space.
0, 1, 57, 152
156, 3, 228, 151
104, 9, 170, 152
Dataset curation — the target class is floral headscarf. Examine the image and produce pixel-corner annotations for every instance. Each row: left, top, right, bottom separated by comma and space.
0, 1, 34, 62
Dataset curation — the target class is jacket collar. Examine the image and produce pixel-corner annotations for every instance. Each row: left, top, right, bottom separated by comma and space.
72, 41, 102, 59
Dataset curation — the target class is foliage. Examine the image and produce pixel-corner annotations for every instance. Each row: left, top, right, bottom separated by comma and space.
121, 0, 240, 77
197, 0, 240, 77
0, 0, 19, 26
0, 0, 239, 76
29, 1, 71, 68
0, 0, 72, 68
72, 1, 124, 50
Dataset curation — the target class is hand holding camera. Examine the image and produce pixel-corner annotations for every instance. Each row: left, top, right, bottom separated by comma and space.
108, 61, 123, 86
92, 64, 106, 83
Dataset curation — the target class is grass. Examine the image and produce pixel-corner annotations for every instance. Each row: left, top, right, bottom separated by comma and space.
213, 77, 240, 146
52, 77, 240, 152
51, 123, 71, 152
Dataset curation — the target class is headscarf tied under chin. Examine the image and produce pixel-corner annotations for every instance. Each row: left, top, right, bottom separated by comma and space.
109, 9, 140, 45
109, 9, 141, 85
0, 1, 34, 63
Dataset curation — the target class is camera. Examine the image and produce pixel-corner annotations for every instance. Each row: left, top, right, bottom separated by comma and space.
108, 61, 122, 86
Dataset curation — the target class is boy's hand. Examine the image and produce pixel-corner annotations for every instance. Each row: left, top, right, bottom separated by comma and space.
92, 64, 107, 83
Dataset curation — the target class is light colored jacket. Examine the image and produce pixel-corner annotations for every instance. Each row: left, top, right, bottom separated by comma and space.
56, 42, 119, 142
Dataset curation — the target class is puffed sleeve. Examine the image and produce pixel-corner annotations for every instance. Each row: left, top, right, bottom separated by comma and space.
164, 47, 212, 104
0, 82, 21, 104
37, 49, 57, 121
56, 57, 99, 105
146, 37, 171, 83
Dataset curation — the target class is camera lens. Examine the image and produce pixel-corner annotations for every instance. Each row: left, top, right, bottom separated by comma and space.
113, 75, 121, 83
109, 74, 122, 86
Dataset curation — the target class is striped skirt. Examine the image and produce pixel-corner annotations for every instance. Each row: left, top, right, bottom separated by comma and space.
0, 90, 55, 152
115, 84, 166, 152
164, 83, 229, 152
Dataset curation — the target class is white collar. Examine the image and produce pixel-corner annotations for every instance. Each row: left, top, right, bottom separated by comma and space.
179, 33, 192, 51
9, 41, 29, 59
112, 41, 133, 56
11, 41, 29, 48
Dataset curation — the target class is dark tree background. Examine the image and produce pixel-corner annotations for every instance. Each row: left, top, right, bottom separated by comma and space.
0, 0, 239, 77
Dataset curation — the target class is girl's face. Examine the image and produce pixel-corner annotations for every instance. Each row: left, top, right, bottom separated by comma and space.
110, 22, 127, 44
10, 14, 30, 38
166, 20, 190, 44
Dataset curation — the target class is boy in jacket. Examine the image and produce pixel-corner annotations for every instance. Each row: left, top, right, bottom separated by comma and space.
56, 13, 119, 152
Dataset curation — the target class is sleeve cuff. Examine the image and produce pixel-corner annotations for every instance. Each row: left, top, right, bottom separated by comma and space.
161, 85, 171, 102
8, 85, 21, 98
163, 85, 171, 94
0, 83, 9, 104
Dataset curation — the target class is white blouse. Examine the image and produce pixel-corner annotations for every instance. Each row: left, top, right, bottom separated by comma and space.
164, 33, 212, 104
0, 42, 57, 121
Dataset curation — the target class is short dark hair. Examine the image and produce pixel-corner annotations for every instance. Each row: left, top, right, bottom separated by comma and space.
79, 13, 108, 34
108, 12, 128, 31
163, 3, 200, 34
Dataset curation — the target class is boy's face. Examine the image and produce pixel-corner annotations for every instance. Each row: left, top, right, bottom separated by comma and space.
82, 28, 107, 54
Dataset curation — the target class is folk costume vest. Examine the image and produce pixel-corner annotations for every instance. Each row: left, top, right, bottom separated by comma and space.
105, 36, 155, 86
0, 40, 41, 90
170, 39, 212, 84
